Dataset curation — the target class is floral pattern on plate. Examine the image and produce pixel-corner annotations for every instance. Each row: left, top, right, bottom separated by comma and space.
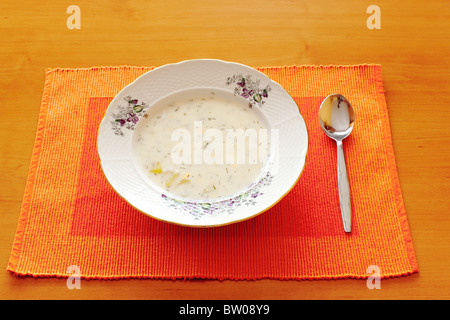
161, 172, 273, 220
111, 96, 148, 136
226, 74, 271, 108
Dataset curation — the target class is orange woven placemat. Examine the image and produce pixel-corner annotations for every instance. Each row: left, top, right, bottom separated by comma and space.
7, 65, 418, 280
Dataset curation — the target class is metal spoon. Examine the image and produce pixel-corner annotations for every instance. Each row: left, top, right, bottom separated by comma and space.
319, 94, 355, 233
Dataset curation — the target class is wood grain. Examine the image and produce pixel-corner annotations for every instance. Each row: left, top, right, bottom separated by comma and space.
1, 0, 449, 300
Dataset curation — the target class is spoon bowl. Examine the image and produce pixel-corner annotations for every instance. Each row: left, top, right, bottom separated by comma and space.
319, 94, 355, 140
319, 94, 355, 232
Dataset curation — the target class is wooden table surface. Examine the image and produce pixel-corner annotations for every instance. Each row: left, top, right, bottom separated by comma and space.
1, 0, 449, 300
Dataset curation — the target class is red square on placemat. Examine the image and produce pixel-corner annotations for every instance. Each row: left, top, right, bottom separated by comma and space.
71, 96, 354, 238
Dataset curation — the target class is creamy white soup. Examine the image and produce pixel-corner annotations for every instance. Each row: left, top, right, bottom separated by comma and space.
133, 89, 271, 201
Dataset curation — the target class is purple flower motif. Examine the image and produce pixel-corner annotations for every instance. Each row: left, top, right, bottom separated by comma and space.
115, 119, 126, 127
129, 99, 138, 105
127, 112, 139, 124
262, 89, 268, 98
236, 79, 246, 87
241, 88, 253, 98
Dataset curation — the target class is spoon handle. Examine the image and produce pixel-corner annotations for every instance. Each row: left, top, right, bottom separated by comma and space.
336, 140, 352, 232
